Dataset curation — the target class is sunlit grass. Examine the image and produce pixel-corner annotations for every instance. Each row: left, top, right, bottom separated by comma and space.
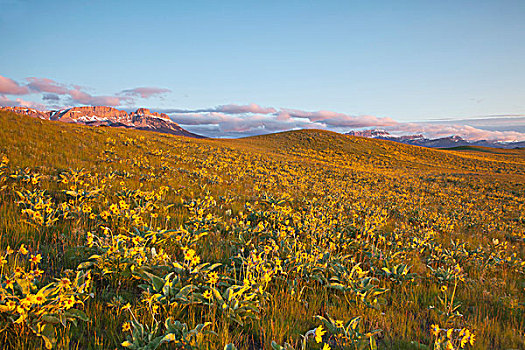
0, 110, 523, 349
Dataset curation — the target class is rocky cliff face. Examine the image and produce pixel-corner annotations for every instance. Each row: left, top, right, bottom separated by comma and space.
1, 107, 51, 120
1, 106, 203, 138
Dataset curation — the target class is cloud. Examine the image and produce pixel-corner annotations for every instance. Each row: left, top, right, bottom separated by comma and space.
120, 87, 171, 98
170, 112, 295, 137
0, 95, 46, 109
42, 93, 60, 101
0, 75, 30, 95
161, 103, 277, 115
429, 116, 525, 133
167, 106, 400, 138
278, 109, 398, 127
387, 122, 525, 142
26, 77, 69, 94
67, 89, 124, 106
0, 74, 170, 108
166, 105, 525, 141
215, 103, 277, 115
1, 74, 524, 141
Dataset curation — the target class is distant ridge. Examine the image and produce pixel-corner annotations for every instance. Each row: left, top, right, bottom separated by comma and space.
346, 129, 525, 149
0, 106, 204, 138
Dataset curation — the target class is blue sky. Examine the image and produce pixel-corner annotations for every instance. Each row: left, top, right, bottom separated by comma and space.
1, 0, 524, 139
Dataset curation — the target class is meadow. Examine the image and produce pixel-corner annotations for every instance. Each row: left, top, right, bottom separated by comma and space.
0, 110, 523, 349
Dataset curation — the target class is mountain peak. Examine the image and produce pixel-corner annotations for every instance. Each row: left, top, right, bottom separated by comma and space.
135, 108, 151, 115
0, 106, 203, 138
345, 129, 524, 149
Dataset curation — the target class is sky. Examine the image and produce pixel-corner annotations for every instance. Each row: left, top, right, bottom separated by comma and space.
1, 0, 524, 140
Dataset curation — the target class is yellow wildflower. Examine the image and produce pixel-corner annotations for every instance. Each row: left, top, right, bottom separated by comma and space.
34, 292, 46, 305
447, 328, 453, 339
5, 278, 14, 290
207, 272, 219, 284
64, 296, 76, 309
165, 333, 176, 341
19, 244, 29, 255
29, 254, 42, 264
430, 324, 440, 337
59, 278, 71, 289
315, 324, 326, 343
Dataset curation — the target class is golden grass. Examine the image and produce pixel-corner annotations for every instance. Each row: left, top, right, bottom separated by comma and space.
0, 110, 523, 349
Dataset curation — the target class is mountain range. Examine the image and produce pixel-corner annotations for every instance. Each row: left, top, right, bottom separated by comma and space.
0, 106, 202, 138
2, 106, 524, 148
346, 129, 525, 149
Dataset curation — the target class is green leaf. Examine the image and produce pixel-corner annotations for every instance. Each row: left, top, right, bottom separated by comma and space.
271, 341, 284, 350
66, 309, 90, 322
177, 284, 197, 298
211, 286, 224, 303
140, 271, 165, 292
41, 323, 56, 350
41, 315, 61, 324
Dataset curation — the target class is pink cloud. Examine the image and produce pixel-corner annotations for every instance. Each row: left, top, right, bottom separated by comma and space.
169, 106, 398, 137
120, 87, 171, 98
281, 109, 398, 127
67, 89, 123, 106
388, 123, 525, 142
0, 95, 46, 109
0, 74, 172, 108
26, 77, 69, 94
170, 110, 328, 137
1, 74, 523, 141
169, 105, 525, 141
0, 75, 30, 95
159, 103, 277, 115
215, 103, 277, 115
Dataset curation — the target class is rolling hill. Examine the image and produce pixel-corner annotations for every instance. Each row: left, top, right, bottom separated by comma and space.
0, 109, 523, 349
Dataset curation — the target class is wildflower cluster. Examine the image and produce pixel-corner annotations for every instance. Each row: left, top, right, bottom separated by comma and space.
430, 324, 475, 349
0, 246, 91, 349
0, 114, 523, 349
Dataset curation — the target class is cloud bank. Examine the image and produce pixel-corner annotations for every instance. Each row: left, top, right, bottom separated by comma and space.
163, 103, 525, 141
1, 74, 524, 141
0, 74, 170, 108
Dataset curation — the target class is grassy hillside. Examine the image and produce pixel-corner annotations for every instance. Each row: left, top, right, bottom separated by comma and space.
0, 110, 523, 349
